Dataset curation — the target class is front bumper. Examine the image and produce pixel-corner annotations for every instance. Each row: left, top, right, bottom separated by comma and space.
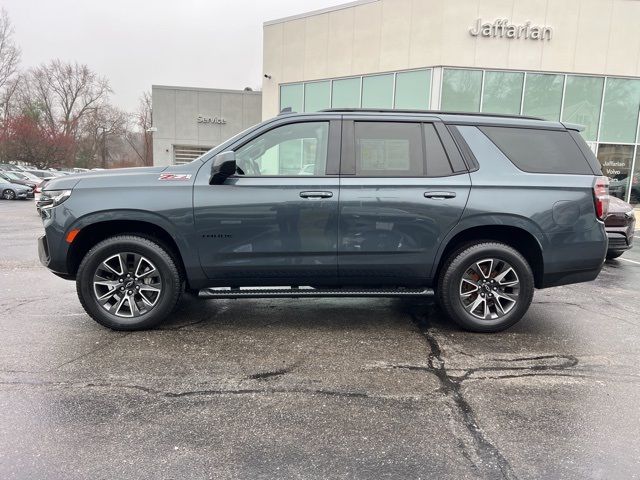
37, 234, 50, 267
38, 227, 73, 279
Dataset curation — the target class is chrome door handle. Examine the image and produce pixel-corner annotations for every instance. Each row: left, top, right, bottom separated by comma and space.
424, 191, 456, 200
300, 191, 333, 199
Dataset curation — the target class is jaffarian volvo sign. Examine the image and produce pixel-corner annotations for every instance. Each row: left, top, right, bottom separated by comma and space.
469, 19, 553, 40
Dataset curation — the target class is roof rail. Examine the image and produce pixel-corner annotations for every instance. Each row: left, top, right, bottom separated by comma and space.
319, 108, 544, 121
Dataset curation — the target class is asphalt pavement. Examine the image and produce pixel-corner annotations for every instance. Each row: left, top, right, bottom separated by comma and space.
1, 199, 639, 480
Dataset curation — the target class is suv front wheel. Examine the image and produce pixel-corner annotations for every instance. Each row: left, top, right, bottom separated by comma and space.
76, 235, 182, 330
437, 242, 534, 332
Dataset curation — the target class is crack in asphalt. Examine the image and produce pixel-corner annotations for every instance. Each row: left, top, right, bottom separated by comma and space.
49, 333, 132, 371
455, 355, 578, 383
0, 379, 374, 401
248, 367, 292, 380
410, 314, 519, 480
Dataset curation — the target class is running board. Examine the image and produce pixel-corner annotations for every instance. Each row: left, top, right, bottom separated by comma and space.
198, 286, 434, 299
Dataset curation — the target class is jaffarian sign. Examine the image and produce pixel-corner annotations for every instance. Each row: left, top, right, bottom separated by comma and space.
469, 18, 553, 41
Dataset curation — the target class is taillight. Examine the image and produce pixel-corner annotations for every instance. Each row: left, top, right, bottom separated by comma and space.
593, 176, 609, 220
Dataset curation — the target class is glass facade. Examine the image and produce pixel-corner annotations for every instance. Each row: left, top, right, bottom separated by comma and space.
599, 78, 640, 143
280, 83, 303, 113
362, 74, 394, 108
304, 81, 330, 112
562, 75, 603, 142
395, 70, 430, 110
522, 73, 564, 120
280, 66, 640, 204
332, 78, 361, 108
481, 71, 523, 115
441, 69, 482, 112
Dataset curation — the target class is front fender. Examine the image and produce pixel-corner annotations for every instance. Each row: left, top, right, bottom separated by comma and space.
69, 209, 205, 284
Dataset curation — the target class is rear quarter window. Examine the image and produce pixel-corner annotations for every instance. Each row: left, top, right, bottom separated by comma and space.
479, 126, 595, 175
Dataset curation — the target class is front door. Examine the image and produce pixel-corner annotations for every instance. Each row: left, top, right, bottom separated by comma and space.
194, 118, 341, 286
338, 118, 471, 286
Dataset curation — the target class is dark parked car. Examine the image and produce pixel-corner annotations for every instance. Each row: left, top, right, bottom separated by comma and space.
38, 109, 608, 332
604, 196, 636, 259
0, 178, 31, 200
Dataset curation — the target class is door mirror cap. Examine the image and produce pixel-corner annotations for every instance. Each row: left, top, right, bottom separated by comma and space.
210, 151, 236, 184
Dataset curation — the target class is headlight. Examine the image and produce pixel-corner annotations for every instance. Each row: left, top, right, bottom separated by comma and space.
39, 189, 72, 209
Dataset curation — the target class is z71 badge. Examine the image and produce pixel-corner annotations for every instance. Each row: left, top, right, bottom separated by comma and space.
158, 173, 192, 181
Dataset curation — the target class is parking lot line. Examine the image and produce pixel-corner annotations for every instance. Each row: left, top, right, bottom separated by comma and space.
621, 258, 640, 265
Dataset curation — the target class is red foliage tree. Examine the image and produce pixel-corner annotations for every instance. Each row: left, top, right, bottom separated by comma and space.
2, 114, 75, 168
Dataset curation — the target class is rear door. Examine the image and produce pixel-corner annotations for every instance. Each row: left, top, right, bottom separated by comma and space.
337, 117, 471, 286
193, 116, 342, 285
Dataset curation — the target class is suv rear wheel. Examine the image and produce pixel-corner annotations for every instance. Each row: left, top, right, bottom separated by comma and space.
76, 235, 182, 330
437, 242, 534, 332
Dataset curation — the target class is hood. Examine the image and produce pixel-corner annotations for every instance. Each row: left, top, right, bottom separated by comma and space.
44, 166, 168, 191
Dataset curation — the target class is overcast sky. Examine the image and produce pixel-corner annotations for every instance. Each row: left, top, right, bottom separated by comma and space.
2, 0, 348, 111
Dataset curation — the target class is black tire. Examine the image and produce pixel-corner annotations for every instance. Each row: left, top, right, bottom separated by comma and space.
437, 242, 534, 333
606, 251, 624, 260
2, 189, 16, 200
76, 235, 182, 330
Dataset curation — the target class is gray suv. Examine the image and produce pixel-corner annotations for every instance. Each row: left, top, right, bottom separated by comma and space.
37, 110, 609, 332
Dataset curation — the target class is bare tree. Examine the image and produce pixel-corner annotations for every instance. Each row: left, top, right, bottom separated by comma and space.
0, 9, 20, 93
24, 60, 112, 138
125, 91, 153, 166
0, 73, 21, 122
76, 104, 128, 168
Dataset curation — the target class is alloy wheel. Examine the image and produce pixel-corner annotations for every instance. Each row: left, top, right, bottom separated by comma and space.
2, 189, 15, 200
92, 252, 163, 318
459, 258, 520, 320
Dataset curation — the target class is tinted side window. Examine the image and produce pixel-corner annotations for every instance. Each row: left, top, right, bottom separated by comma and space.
354, 122, 423, 176
424, 123, 454, 177
479, 126, 594, 175
235, 122, 329, 176
569, 130, 601, 175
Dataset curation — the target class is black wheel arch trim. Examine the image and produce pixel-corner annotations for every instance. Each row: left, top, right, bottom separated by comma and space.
63, 209, 207, 288
431, 214, 547, 288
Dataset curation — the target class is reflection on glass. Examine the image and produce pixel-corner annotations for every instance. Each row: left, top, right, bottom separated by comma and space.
304, 81, 330, 112
597, 144, 633, 201
236, 122, 329, 176
280, 84, 304, 113
562, 76, 604, 142
600, 78, 640, 143
394, 70, 431, 110
332, 78, 361, 108
362, 74, 394, 108
482, 71, 524, 115
522, 73, 563, 121
441, 69, 482, 112
632, 148, 640, 205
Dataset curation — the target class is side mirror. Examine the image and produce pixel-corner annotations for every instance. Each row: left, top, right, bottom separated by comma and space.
210, 151, 236, 184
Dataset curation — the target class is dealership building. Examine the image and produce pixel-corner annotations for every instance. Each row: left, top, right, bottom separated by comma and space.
260, 0, 640, 204
152, 0, 640, 205
151, 85, 261, 166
